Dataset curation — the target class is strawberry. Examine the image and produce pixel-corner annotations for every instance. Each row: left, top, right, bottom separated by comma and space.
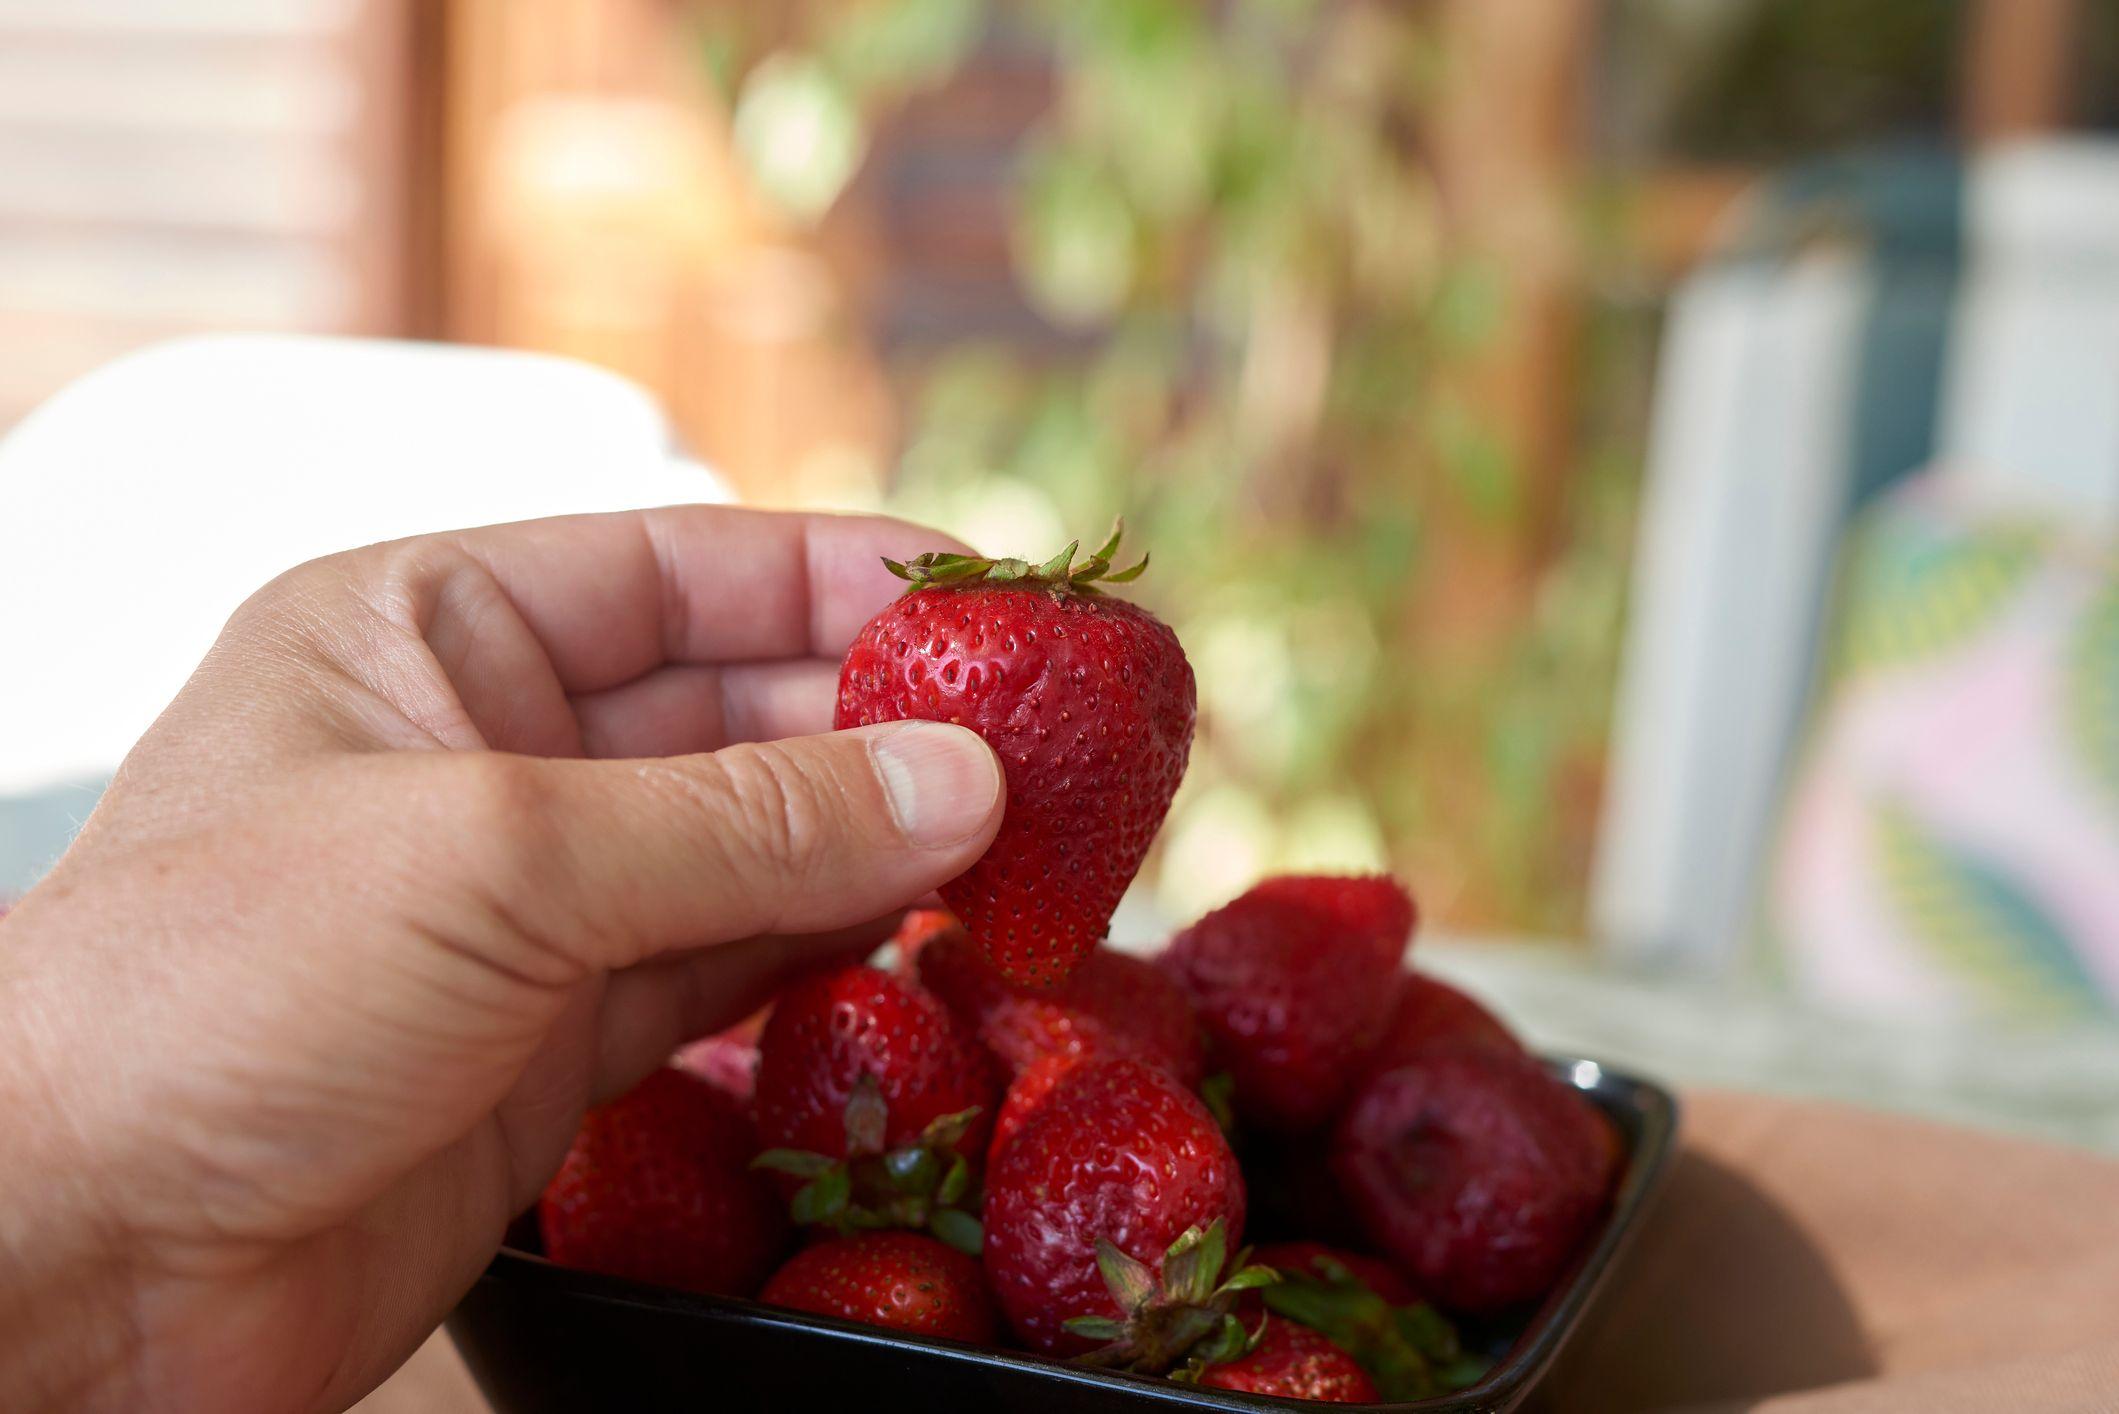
1360, 973, 1523, 1080
760, 1230, 998, 1344
985, 1050, 1079, 1165
753, 964, 999, 1165
835, 526, 1195, 987
750, 965, 1000, 1250
983, 1056, 1246, 1354
1197, 1318, 1379, 1403
918, 932, 1204, 1086
538, 1067, 787, 1296
1158, 875, 1415, 1133
1332, 1047, 1615, 1313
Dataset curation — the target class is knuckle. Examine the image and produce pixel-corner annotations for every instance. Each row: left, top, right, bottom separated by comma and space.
448, 752, 562, 884
709, 741, 836, 884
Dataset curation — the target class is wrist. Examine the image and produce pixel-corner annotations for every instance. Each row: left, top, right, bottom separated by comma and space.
0, 933, 144, 1411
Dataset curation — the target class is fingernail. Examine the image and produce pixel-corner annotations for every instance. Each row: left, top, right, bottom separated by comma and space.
869, 721, 1002, 849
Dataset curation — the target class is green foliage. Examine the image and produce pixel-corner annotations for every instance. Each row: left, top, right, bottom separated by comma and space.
699, 0, 1636, 929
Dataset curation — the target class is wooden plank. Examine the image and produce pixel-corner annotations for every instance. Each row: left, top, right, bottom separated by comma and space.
0, 0, 413, 434
1963, 0, 2081, 143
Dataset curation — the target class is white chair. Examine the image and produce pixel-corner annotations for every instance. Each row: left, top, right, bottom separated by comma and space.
0, 334, 729, 890
1592, 139, 2119, 970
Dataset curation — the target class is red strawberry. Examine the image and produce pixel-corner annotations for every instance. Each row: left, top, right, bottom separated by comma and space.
986, 1051, 1078, 1165
1252, 1241, 1417, 1305
539, 1067, 787, 1296
1158, 875, 1415, 1132
753, 964, 1000, 1166
1198, 1318, 1379, 1403
760, 1231, 998, 1344
1332, 1048, 1615, 1313
835, 527, 1195, 987
1361, 973, 1522, 1080
919, 932, 1203, 1086
751, 965, 1000, 1248
983, 1057, 1245, 1353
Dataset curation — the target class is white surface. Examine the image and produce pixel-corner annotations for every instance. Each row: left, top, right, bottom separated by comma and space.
0, 335, 728, 798
1591, 253, 1868, 967
1596, 138, 2119, 971
1940, 141, 2119, 521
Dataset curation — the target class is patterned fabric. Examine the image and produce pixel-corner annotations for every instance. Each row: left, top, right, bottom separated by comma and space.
1772, 474, 2119, 1021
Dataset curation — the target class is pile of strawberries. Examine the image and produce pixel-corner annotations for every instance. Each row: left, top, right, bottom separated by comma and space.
533, 531, 1620, 1404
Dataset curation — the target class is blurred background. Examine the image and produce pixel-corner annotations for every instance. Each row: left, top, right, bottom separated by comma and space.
6, 0, 2119, 1093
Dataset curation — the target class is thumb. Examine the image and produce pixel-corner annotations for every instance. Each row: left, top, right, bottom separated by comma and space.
506, 720, 1005, 970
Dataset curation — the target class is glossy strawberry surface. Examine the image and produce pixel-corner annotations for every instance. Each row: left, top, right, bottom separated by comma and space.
538, 1067, 787, 1297
982, 1057, 1245, 1352
919, 932, 1203, 1086
837, 582, 1194, 987
752, 965, 1000, 1167
1197, 1317, 1380, 1402
760, 1230, 997, 1344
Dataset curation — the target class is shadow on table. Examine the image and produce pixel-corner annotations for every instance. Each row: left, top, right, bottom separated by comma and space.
1527, 1151, 1874, 1413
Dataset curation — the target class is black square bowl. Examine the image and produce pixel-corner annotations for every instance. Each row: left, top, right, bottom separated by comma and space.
448, 1059, 1678, 1412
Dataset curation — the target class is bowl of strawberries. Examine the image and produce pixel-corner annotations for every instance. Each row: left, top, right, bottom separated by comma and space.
447, 530, 1678, 1411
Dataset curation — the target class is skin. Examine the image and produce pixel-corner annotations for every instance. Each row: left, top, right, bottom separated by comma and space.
0, 507, 1005, 1414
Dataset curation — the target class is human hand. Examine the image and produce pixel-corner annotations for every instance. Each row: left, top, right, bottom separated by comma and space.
0, 507, 1003, 1413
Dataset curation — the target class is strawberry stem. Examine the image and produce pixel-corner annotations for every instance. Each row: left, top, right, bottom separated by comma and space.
752, 1087, 986, 1247
884, 519, 1149, 597
1064, 1219, 1279, 1378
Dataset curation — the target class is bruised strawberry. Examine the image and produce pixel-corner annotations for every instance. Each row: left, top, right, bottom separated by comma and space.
753, 965, 999, 1166
835, 526, 1194, 988
1333, 1048, 1615, 1313
983, 1057, 1246, 1353
1360, 973, 1522, 1081
1198, 1318, 1379, 1403
919, 932, 1203, 1086
1159, 875, 1414, 1132
539, 1067, 786, 1296
760, 1230, 998, 1344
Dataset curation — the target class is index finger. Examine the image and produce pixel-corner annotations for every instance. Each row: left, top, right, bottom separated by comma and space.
429, 505, 969, 694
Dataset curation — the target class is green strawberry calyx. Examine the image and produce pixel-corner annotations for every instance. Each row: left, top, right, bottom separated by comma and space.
1259, 1253, 1489, 1398
884, 520, 1149, 598
752, 1075, 985, 1256
1064, 1219, 1278, 1379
